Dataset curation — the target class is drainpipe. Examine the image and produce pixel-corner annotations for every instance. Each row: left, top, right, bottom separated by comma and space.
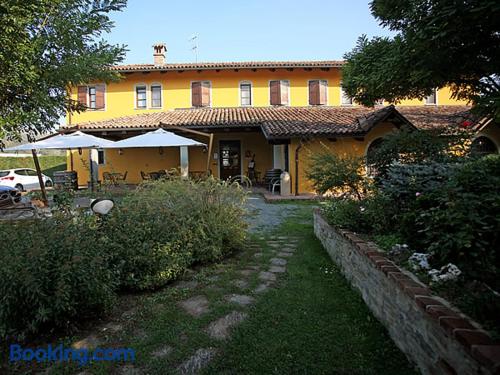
294, 139, 304, 196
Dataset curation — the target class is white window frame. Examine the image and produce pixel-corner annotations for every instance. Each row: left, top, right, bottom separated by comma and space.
150, 83, 163, 109
268, 80, 291, 106
340, 83, 353, 106
190, 80, 212, 107
307, 79, 328, 106
425, 88, 438, 105
239, 81, 253, 107
134, 83, 148, 109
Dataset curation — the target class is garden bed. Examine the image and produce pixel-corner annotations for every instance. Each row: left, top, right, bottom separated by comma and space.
314, 209, 500, 375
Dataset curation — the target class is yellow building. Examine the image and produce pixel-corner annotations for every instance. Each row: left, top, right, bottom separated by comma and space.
65, 43, 499, 194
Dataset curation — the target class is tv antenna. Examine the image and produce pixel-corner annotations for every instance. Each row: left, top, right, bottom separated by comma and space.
189, 34, 198, 63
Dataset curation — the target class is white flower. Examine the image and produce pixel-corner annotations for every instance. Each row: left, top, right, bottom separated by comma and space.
408, 252, 431, 271
428, 263, 462, 283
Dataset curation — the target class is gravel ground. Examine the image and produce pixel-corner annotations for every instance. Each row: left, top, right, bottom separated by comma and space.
245, 194, 299, 232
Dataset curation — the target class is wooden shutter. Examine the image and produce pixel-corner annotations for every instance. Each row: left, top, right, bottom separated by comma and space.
77, 86, 87, 107
95, 85, 105, 109
270, 80, 281, 105
309, 80, 319, 105
192, 82, 202, 107
201, 81, 211, 107
280, 81, 289, 105
319, 80, 327, 105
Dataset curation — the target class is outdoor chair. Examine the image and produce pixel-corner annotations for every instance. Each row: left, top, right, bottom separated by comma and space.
264, 169, 282, 192
140, 171, 151, 181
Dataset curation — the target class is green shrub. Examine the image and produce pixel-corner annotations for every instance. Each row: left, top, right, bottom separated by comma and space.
102, 177, 247, 290
0, 177, 247, 340
323, 199, 368, 231
416, 155, 500, 286
0, 214, 116, 341
306, 151, 368, 199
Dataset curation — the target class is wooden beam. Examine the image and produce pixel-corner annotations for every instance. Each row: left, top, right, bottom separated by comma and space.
32, 149, 48, 206
206, 133, 214, 173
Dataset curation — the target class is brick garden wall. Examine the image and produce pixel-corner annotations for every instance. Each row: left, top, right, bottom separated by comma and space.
313, 209, 500, 375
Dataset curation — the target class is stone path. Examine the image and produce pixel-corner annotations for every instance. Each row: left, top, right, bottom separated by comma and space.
167, 232, 300, 374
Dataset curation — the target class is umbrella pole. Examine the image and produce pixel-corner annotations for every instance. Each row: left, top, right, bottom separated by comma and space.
32, 149, 48, 206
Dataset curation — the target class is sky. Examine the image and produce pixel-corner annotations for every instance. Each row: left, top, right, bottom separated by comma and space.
105, 0, 394, 64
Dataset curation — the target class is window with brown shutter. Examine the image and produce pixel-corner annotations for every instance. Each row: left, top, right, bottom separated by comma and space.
95, 85, 105, 109
192, 82, 202, 107
77, 86, 87, 107
309, 80, 319, 105
318, 80, 327, 105
280, 81, 289, 105
309, 80, 327, 105
201, 81, 211, 107
192, 81, 211, 107
270, 80, 281, 105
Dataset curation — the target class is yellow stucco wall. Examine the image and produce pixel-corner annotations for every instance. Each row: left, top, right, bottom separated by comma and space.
288, 123, 399, 194
68, 69, 466, 125
69, 131, 274, 186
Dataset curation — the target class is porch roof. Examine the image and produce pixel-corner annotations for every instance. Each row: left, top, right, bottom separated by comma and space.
65, 105, 473, 140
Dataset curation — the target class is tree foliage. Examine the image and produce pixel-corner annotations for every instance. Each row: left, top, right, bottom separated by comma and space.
0, 0, 127, 141
342, 0, 500, 120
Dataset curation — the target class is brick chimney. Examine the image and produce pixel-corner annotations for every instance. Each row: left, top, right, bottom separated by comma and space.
153, 43, 167, 65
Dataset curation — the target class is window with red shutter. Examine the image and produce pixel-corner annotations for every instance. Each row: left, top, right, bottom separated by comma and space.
201, 81, 211, 107
192, 81, 202, 107
319, 80, 327, 105
309, 80, 327, 105
77, 86, 87, 107
270, 80, 281, 105
280, 80, 289, 105
95, 85, 105, 109
309, 80, 319, 105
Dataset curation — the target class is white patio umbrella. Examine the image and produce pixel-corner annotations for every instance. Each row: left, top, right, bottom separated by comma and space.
107, 128, 206, 179
106, 128, 205, 148
5, 131, 116, 203
6, 131, 115, 151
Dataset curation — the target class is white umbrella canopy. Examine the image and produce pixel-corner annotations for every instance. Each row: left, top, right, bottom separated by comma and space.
107, 128, 206, 148
5, 131, 115, 151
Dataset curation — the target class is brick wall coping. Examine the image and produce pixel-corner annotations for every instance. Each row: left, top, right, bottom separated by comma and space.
313, 208, 500, 374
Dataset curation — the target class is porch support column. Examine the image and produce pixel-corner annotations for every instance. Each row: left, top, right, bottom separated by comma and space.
89, 149, 99, 190
273, 144, 285, 170
180, 146, 189, 178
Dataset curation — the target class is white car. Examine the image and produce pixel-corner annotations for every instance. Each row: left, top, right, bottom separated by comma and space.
0, 168, 53, 191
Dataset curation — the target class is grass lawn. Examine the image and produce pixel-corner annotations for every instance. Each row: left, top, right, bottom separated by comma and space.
0, 155, 66, 178
4, 201, 416, 374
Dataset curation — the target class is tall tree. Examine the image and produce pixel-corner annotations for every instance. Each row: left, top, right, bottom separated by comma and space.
342, 0, 500, 120
0, 0, 127, 141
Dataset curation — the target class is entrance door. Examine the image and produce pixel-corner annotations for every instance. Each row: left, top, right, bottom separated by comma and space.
219, 140, 241, 180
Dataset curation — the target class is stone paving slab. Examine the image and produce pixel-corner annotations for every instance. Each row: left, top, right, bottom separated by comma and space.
178, 295, 210, 317
206, 311, 248, 340
258, 271, 277, 282
254, 283, 272, 294
174, 280, 199, 290
270, 258, 287, 266
233, 279, 249, 289
277, 252, 293, 258
269, 266, 287, 273
177, 348, 217, 375
226, 294, 255, 306
151, 345, 173, 358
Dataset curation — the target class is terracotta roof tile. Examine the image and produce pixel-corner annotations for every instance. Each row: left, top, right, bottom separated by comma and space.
66, 105, 472, 139
110, 60, 344, 73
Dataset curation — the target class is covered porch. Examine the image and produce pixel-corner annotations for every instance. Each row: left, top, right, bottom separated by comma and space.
69, 127, 289, 188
